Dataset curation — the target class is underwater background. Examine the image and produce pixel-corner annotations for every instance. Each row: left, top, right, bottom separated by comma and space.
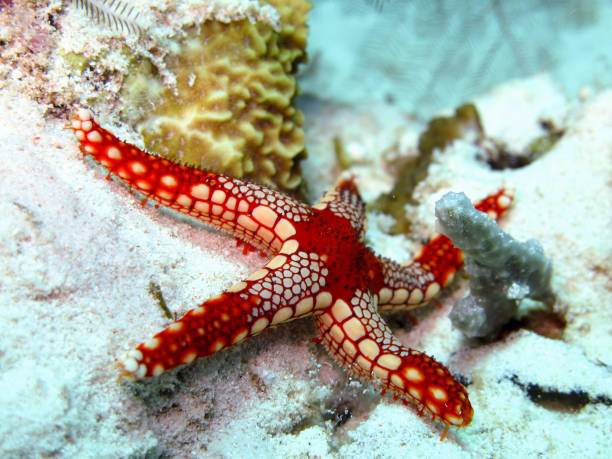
0, 1, 611, 457
302, 0, 611, 117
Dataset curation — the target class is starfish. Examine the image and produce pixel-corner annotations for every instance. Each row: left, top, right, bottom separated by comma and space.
71, 109, 512, 432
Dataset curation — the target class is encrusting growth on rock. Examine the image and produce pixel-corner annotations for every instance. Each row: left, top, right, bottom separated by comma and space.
374, 103, 484, 234
132, 0, 311, 193
64, 0, 311, 194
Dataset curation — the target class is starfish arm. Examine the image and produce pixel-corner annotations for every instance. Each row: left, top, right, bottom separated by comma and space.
376, 189, 514, 311
71, 109, 312, 255
120, 240, 327, 378
313, 176, 367, 241
376, 256, 442, 311
313, 289, 473, 427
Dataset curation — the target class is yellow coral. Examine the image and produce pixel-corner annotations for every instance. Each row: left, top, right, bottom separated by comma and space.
132, 0, 311, 193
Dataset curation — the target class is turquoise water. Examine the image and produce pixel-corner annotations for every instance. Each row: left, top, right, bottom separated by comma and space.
301, 0, 612, 116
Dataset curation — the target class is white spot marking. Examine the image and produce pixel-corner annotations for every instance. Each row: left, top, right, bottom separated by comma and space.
331, 299, 352, 322
143, 338, 160, 350
257, 226, 274, 243
274, 218, 296, 240
343, 340, 357, 357
108, 147, 123, 160
251, 317, 269, 335
428, 386, 448, 402
252, 205, 278, 227
222, 210, 236, 221
167, 322, 184, 332
330, 324, 344, 343
122, 356, 138, 373
426, 401, 440, 415
373, 365, 389, 381
210, 340, 225, 353
356, 355, 372, 372
279, 239, 299, 255
77, 108, 92, 121
247, 268, 268, 281
378, 287, 392, 304
403, 367, 424, 383
358, 339, 380, 360
391, 288, 409, 304
295, 297, 313, 316
238, 200, 249, 213
391, 374, 404, 389
228, 281, 247, 292
191, 306, 206, 316
194, 201, 209, 213
87, 130, 102, 143
408, 288, 424, 304
232, 329, 248, 344
176, 194, 192, 208
315, 291, 332, 309
211, 190, 226, 204
161, 175, 178, 188
136, 180, 152, 191
409, 387, 423, 401
237, 215, 258, 232
498, 194, 512, 208
425, 282, 440, 300
157, 190, 174, 200
191, 183, 210, 200
152, 364, 164, 377
377, 354, 401, 370
137, 364, 148, 378
272, 307, 293, 325
267, 255, 287, 270
343, 317, 365, 341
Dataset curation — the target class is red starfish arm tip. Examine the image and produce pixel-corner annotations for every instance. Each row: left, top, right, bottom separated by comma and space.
119, 289, 259, 379
474, 188, 514, 221
313, 290, 473, 428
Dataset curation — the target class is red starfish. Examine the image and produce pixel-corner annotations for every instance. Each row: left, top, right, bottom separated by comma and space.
71, 109, 512, 431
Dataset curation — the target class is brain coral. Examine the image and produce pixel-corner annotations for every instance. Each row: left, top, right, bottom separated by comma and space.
132, 0, 311, 193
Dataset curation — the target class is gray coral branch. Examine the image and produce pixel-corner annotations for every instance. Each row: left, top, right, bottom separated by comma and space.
435, 191, 553, 338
